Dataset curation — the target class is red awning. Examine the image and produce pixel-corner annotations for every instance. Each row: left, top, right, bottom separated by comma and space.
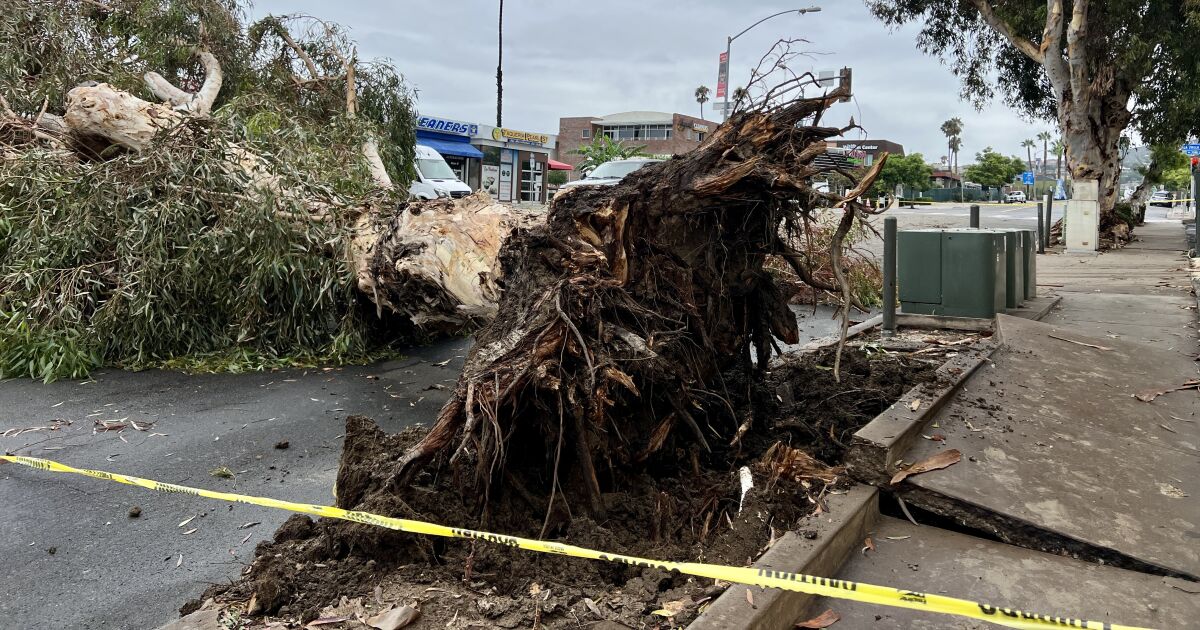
547, 159, 573, 170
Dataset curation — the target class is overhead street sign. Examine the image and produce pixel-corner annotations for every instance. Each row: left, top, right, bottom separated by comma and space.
1021, 171, 1035, 185
1182, 143, 1200, 156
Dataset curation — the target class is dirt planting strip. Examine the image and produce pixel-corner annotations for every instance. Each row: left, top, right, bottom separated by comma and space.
688, 486, 879, 630
845, 341, 1000, 486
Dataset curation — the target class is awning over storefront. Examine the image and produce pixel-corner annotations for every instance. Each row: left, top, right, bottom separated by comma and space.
547, 159, 573, 170
415, 136, 480, 159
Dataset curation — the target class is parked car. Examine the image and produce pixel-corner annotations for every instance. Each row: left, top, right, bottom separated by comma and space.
1005, 190, 1027, 203
409, 145, 472, 200
1150, 190, 1174, 207
558, 158, 665, 191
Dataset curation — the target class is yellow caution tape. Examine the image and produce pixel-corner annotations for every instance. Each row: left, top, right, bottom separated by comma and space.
0, 454, 1152, 630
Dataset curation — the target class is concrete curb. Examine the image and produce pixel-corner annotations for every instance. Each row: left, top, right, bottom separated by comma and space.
687, 486, 879, 630
844, 341, 1000, 486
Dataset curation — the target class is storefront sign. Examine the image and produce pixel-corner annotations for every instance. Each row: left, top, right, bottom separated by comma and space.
716, 52, 728, 98
417, 116, 478, 137
491, 127, 549, 147
692, 123, 710, 132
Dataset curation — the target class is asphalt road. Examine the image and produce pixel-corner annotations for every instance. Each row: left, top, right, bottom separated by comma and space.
0, 339, 469, 630
0, 308, 854, 628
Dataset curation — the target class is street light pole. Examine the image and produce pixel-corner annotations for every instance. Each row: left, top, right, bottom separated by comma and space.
722, 6, 821, 121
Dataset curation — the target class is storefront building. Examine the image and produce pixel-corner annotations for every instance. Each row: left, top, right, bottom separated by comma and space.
471, 125, 559, 203
415, 115, 484, 189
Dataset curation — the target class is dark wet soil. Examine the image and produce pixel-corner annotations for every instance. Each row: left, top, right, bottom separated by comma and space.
194, 347, 938, 629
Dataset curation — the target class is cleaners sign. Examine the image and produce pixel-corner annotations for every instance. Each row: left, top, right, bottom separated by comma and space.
417, 116, 478, 137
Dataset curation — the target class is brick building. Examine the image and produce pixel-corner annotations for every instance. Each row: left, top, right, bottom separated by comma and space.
556, 111, 720, 176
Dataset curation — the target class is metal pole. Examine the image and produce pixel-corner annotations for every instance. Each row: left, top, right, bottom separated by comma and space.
1043, 193, 1053, 249
1036, 201, 1045, 254
970, 204, 980, 228
882, 217, 897, 336
721, 37, 730, 121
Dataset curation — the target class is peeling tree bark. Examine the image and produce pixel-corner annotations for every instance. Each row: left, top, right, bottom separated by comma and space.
971, 0, 1133, 232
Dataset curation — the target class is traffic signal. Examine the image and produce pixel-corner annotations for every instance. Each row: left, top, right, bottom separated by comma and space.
1192, 156, 1199, 173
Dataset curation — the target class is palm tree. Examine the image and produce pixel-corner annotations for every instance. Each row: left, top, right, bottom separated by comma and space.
1037, 131, 1052, 176
1051, 139, 1065, 180
1021, 139, 1036, 175
948, 136, 962, 176
940, 117, 964, 175
496, 0, 504, 127
694, 85, 710, 121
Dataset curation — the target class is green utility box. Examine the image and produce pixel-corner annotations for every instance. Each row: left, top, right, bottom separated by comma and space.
898, 228, 1007, 319
997, 229, 1026, 309
1018, 228, 1037, 299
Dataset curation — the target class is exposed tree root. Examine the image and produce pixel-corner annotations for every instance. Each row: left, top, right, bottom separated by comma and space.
396, 81, 886, 520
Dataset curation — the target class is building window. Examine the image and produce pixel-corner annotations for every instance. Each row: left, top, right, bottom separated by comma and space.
697, 132, 706, 142
582, 128, 590, 139
600, 124, 673, 141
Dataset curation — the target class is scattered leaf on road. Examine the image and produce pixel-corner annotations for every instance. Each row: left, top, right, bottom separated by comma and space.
305, 617, 350, 628
891, 449, 962, 485
746, 589, 755, 608
432, 359, 452, 367
178, 516, 196, 528
909, 399, 922, 412
796, 608, 841, 628
885, 535, 911, 540
182, 528, 197, 535
1158, 483, 1188, 498
209, 466, 234, 479
238, 521, 261, 529
861, 537, 876, 556
176, 554, 183, 568
1134, 380, 1200, 403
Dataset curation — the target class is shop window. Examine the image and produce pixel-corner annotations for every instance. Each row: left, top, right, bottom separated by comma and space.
521, 158, 544, 203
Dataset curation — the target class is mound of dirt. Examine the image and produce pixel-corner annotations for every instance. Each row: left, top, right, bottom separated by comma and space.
194, 348, 938, 629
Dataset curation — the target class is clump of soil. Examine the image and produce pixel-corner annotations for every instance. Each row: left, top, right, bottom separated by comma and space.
195, 347, 938, 629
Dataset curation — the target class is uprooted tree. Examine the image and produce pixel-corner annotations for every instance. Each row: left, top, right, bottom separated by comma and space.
393, 71, 886, 523
869, 0, 1200, 241
0, 1, 532, 380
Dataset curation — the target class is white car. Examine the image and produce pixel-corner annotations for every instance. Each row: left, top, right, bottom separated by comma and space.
1149, 190, 1174, 207
559, 158, 664, 191
1005, 190, 1027, 203
409, 145, 473, 200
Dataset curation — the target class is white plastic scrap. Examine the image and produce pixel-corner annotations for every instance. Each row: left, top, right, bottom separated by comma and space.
738, 466, 754, 514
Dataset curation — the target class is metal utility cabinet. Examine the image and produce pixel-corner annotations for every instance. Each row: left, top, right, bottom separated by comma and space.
997, 229, 1026, 309
898, 228, 1007, 318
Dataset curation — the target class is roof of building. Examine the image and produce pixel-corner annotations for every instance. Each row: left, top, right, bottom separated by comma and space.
590, 111, 675, 125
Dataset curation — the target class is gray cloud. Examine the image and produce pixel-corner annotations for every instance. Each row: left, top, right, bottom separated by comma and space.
253, 0, 1054, 163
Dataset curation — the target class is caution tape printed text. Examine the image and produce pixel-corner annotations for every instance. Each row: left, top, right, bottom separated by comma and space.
0, 455, 1151, 630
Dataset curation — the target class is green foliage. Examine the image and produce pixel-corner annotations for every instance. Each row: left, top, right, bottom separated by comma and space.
570, 136, 649, 174
546, 170, 568, 186
0, 2, 420, 381
867, 1, 1200, 146
1161, 165, 1192, 192
964, 147, 1026, 187
871, 152, 932, 195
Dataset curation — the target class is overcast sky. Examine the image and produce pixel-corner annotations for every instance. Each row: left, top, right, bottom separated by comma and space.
253, 0, 1056, 164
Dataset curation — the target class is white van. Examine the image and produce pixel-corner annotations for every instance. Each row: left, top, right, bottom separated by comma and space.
409, 145, 473, 200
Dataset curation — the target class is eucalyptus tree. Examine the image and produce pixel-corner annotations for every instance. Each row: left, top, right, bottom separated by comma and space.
868, 0, 1200, 223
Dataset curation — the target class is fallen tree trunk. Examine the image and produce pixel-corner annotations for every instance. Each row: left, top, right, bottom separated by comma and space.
396, 84, 884, 521
4, 47, 530, 335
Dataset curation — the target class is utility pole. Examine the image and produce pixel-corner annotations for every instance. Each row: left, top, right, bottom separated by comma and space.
496, 0, 503, 127
722, 7, 821, 121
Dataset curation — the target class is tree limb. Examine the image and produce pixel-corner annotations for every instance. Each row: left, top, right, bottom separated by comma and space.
1065, 0, 1089, 110
969, 0, 1044, 63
